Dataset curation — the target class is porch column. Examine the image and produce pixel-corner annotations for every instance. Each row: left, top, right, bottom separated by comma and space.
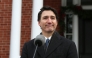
31, 0, 43, 39
9, 0, 22, 58
72, 15, 79, 52
73, 0, 79, 5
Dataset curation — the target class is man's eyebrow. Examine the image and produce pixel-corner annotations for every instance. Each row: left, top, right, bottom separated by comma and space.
43, 16, 48, 17
51, 16, 55, 17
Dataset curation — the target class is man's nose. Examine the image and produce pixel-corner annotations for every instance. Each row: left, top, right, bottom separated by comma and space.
47, 18, 52, 23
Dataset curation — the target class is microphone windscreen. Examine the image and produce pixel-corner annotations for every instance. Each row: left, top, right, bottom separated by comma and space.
34, 35, 45, 47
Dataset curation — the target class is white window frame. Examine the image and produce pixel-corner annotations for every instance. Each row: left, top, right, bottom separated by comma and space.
79, 0, 92, 10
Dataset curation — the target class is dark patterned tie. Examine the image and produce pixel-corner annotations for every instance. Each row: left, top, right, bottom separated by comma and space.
46, 39, 49, 48
44, 39, 49, 52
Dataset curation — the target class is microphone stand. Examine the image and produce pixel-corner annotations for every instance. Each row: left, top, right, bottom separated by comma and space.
33, 44, 38, 58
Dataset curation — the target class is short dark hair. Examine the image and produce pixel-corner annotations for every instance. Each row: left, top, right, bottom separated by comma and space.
38, 6, 59, 21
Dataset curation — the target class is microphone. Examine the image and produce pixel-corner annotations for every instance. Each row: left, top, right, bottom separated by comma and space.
34, 35, 45, 47
33, 35, 45, 58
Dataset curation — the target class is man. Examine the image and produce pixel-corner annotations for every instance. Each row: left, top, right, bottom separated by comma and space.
21, 6, 78, 58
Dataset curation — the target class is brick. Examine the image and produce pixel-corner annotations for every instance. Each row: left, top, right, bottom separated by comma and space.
0, 0, 12, 58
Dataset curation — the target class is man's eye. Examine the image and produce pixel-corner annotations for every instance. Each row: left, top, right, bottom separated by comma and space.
43, 17, 48, 19
43, 17, 47, 19
51, 17, 55, 19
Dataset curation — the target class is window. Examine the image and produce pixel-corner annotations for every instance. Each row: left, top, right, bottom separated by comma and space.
64, 14, 73, 40
81, 0, 92, 5
67, 0, 73, 6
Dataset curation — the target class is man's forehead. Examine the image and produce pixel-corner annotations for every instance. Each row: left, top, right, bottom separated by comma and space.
41, 10, 55, 17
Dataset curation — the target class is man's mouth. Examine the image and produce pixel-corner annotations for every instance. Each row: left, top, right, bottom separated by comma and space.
46, 25, 53, 27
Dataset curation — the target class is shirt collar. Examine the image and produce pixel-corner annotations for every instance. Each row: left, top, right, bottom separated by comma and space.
45, 36, 52, 42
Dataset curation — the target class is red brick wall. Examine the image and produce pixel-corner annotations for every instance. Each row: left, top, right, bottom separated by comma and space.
0, 0, 12, 58
44, 0, 61, 15
20, 0, 32, 54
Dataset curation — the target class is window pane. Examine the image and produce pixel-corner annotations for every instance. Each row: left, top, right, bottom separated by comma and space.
81, 0, 92, 5
67, 0, 73, 6
66, 15, 73, 33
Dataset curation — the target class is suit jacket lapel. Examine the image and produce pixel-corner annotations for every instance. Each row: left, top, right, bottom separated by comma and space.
37, 46, 45, 58
37, 31, 63, 58
44, 31, 63, 58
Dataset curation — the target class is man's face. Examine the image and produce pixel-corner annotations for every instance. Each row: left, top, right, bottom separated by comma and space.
38, 10, 58, 33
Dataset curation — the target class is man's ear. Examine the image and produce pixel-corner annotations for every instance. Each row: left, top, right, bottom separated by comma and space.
38, 21, 41, 28
38, 21, 40, 26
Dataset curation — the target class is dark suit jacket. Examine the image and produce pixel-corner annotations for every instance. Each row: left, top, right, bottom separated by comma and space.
21, 31, 78, 58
